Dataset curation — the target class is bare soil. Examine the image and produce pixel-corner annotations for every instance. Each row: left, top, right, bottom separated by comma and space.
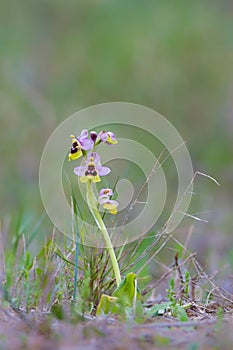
1, 306, 233, 350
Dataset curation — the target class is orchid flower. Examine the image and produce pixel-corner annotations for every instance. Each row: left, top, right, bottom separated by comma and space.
68, 129, 94, 161
99, 130, 118, 145
98, 188, 119, 214
73, 152, 110, 183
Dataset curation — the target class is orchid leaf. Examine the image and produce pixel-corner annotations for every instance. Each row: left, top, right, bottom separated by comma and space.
96, 273, 142, 316
96, 294, 119, 315
113, 272, 140, 306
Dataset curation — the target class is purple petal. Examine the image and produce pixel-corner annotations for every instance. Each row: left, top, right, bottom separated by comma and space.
96, 166, 111, 176
98, 195, 109, 205
79, 129, 89, 141
90, 131, 98, 142
98, 130, 107, 142
73, 166, 86, 176
99, 197, 119, 207
80, 138, 94, 150
99, 188, 113, 197
87, 152, 100, 164
108, 199, 119, 207
107, 131, 115, 139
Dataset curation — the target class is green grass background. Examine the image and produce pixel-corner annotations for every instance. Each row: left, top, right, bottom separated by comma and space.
1, 0, 232, 266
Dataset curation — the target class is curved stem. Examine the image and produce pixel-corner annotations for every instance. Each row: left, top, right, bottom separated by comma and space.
86, 181, 121, 287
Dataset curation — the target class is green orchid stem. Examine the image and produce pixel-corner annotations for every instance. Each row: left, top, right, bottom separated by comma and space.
86, 181, 121, 287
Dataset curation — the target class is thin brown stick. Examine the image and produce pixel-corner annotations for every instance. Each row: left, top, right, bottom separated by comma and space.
141, 252, 197, 295
175, 252, 184, 284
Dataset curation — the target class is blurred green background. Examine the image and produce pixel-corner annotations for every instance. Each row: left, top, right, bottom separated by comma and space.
1, 1, 232, 267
